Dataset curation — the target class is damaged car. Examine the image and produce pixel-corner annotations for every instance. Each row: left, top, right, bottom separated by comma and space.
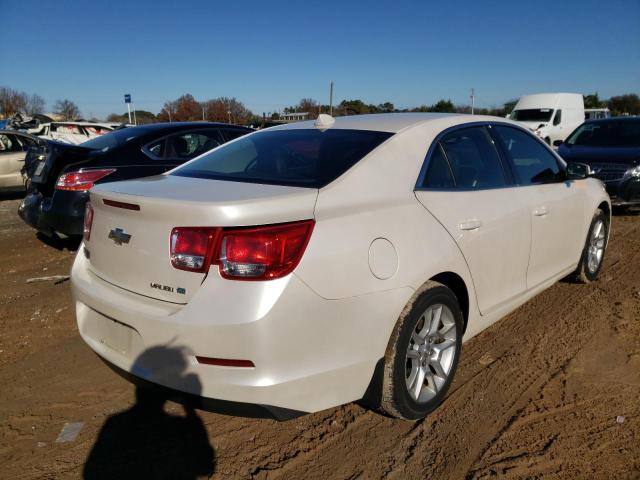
19, 122, 252, 238
0, 130, 45, 192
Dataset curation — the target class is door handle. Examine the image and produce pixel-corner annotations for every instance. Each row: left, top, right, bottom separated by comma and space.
533, 206, 549, 216
459, 220, 483, 231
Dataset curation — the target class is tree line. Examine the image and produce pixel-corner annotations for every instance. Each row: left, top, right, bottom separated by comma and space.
2, 85, 640, 125
0, 86, 81, 120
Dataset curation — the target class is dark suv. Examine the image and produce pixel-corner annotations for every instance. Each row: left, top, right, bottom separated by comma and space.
19, 122, 252, 237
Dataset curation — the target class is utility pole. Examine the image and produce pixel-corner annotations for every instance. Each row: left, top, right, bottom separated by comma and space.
471, 88, 475, 115
329, 81, 334, 116
133, 104, 137, 125
201, 103, 206, 121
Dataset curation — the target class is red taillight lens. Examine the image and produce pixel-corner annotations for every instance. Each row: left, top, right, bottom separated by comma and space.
170, 227, 219, 272
219, 220, 315, 280
169, 220, 315, 280
83, 203, 94, 241
56, 169, 116, 191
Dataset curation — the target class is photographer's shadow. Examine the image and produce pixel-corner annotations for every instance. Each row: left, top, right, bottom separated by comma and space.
84, 346, 216, 479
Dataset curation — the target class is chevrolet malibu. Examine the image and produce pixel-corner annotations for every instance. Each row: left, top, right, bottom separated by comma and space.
71, 113, 610, 420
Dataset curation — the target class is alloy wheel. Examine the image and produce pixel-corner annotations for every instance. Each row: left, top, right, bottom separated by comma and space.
405, 304, 457, 403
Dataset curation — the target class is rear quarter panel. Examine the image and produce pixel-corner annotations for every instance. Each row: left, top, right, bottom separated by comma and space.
295, 122, 481, 336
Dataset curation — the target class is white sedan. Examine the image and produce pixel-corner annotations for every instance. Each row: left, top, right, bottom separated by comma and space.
71, 113, 610, 420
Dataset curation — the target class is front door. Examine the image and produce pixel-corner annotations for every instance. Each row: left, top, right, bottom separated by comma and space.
492, 125, 585, 288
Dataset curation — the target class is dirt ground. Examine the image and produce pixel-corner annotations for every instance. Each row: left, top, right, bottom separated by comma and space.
0, 194, 638, 479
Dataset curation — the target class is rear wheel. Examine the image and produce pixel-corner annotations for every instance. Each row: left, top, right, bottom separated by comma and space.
568, 208, 608, 283
380, 282, 463, 420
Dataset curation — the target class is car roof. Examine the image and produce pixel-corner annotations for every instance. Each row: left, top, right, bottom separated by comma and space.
270, 113, 522, 133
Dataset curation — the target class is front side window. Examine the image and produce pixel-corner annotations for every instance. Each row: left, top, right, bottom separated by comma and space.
494, 125, 562, 185
172, 128, 393, 188
434, 126, 507, 189
553, 109, 562, 126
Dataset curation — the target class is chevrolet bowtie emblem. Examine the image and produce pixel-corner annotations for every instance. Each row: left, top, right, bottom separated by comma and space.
108, 228, 131, 245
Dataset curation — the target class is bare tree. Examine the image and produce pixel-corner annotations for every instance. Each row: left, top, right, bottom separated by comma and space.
0, 87, 27, 117
297, 98, 319, 119
25, 94, 46, 116
54, 99, 80, 120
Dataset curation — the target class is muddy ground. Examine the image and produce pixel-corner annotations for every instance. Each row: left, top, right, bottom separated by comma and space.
0, 195, 638, 479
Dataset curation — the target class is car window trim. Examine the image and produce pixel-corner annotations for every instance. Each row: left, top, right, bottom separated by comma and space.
415, 122, 516, 192
490, 123, 567, 186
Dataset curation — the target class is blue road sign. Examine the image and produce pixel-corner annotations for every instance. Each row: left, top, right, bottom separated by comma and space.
124, 94, 131, 103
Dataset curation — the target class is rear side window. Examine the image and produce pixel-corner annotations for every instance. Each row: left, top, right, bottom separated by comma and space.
223, 128, 250, 141
433, 126, 507, 189
423, 144, 455, 188
494, 126, 562, 185
172, 129, 393, 188
145, 129, 225, 160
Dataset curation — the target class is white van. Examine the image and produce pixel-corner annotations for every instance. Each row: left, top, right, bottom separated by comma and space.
510, 93, 585, 145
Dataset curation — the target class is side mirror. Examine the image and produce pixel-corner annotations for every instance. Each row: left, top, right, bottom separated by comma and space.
566, 162, 593, 180
553, 139, 563, 147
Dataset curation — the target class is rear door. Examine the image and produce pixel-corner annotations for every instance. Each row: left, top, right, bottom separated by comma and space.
492, 125, 584, 288
415, 125, 531, 315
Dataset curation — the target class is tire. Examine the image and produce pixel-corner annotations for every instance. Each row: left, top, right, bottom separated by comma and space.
380, 281, 463, 420
568, 208, 608, 283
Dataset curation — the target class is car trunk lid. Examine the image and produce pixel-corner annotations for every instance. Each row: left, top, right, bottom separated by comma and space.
85, 174, 318, 303
26, 141, 93, 196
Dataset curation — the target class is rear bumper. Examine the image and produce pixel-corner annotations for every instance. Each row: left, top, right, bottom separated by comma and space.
18, 189, 87, 237
71, 249, 412, 414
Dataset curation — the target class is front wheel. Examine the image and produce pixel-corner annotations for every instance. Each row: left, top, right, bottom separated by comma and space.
380, 282, 463, 420
568, 208, 609, 283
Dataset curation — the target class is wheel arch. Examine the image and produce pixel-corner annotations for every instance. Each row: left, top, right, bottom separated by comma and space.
430, 271, 470, 333
598, 200, 611, 221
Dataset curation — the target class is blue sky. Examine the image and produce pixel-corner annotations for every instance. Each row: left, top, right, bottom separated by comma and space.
2, 0, 639, 118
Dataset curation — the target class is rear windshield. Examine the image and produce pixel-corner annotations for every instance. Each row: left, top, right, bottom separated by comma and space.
511, 109, 554, 122
81, 126, 154, 153
566, 120, 640, 147
171, 128, 393, 188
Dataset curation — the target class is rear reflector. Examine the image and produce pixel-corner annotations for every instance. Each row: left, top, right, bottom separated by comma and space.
195, 356, 255, 368
83, 203, 94, 241
103, 199, 140, 211
56, 169, 116, 191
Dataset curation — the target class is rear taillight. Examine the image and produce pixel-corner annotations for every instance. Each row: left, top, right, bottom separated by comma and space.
56, 169, 116, 191
170, 227, 219, 272
219, 221, 315, 280
169, 220, 315, 280
83, 203, 94, 241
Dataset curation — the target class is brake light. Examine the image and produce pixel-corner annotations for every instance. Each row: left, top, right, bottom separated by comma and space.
169, 220, 315, 280
83, 203, 94, 241
170, 227, 220, 272
56, 169, 116, 191
219, 221, 315, 280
